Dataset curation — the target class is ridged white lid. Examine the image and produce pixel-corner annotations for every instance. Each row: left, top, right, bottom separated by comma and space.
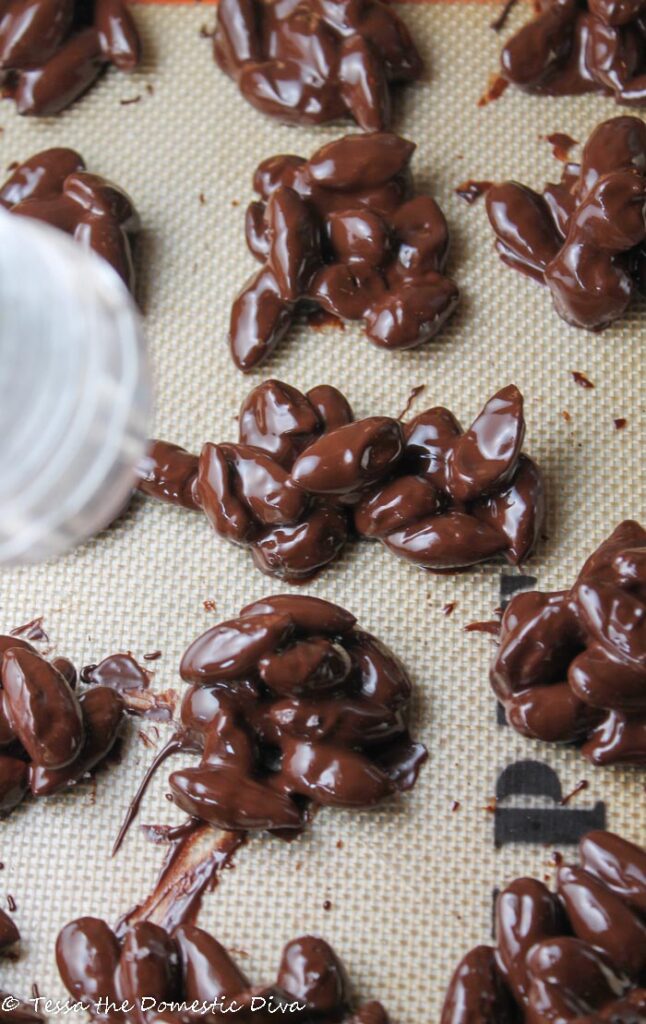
0, 211, 151, 565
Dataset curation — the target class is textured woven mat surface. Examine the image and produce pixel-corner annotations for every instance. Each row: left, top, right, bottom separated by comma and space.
1, 4, 645, 1020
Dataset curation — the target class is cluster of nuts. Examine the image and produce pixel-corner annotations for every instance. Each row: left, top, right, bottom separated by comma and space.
500, 0, 646, 104
0, 634, 126, 816
57, 919, 391, 1024
0, 148, 140, 291
486, 116, 646, 330
138, 380, 543, 581
169, 594, 426, 832
492, 519, 646, 767
137, 380, 354, 582
0, 0, 141, 117
213, 0, 423, 129
441, 829, 646, 1021
228, 132, 459, 371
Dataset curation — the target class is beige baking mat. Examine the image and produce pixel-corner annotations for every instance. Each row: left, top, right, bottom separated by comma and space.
1, 4, 645, 1020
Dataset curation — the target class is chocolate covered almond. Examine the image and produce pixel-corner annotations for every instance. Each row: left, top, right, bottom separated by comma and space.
491, 520, 646, 764
442, 830, 646, 1021
0, 0, 141, 116
212, 0, 422, 130
228, 132, 458, 371
58, 923, 393, 1024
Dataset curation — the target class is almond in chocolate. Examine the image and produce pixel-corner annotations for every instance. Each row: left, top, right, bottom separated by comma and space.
486, 116, 646, 330
213, 0, 423, 130
0, 634, 126, 815
132, 595, 427, 833
137, 380, 353, 583
0, 0, 141, 117
0, 889, 43, 1022
492, 520, 646, 765
0, 148, 140, 291
499, 0, 646, 104
441, 829, 646, 1022
57, 921, 392, 1024
229, 132, 459, 371
138, 380, 542, 581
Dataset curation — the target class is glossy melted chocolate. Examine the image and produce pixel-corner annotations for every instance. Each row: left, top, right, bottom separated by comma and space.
57, 922, 392, 1024
441, 829, 646, 1022
138, 380, 543, 580
137, 380, 353, 582
500, 0, 646, 103
0, 0, 141, 116
158, 594, 426, 832
486, 116, 646, 330
0, 148, 140, 290
213, 0, 423, 129
229, 132, 459, 371
492, 519, 646, 765
0, 635, 126, 815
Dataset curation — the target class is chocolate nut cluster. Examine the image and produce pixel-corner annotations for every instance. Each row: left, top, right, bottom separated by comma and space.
325, 383, 544, 571
486, 116, 646, 330
0, 0, 141, 117
57, 920, 392, 1024
500, 0, 646, 104
492, 520, 646, 766
137, 380, 544, 580
169, 595, 426, 832
137, 380, 354, 582
441, 829, 646, 1022
0, 634, 126, 816
214, 0, 423, 129
229, 132, 459, 371
0, 148, 140, 291
0, 914, 39, 1024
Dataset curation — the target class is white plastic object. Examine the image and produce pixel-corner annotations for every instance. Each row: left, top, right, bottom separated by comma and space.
0, 210, 151, 566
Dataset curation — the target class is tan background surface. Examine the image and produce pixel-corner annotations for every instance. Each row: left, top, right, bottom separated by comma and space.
1, 3, 645, 1019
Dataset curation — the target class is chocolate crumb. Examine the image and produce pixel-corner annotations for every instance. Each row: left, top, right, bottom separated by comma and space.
143, 651, 162, 662
545, 132, 578, 161
491, 0, 519, 32
455, 180, 493, 204
120, 95, 141, 106
614, 417, 628, 430
443, 602, 457, 617
398, 384, 426, 420
10, 617, 49, 643
560, 780, 589, 806
6, 895, 16, 913
323, 900, 332, 911
451, 800, 461, 812
571, 370, 595, 389
478, 74, 508, 107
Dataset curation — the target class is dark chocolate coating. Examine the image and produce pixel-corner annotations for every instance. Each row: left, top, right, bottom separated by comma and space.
351, 384, 544, 571
0, 148, 140, 291
441, 829, 646, 1022
486, 116, 646, 331
0, 637, 126, 816
58, 922, 392, 1024
171, 594, 426, 832
499, 0, 646, 104
0, 0, 141, 116
492, 519, 646, 765
213, 0, 422, 130
137, 380, 543, 581
229, 132, 459, 371
0, 908, 19, 952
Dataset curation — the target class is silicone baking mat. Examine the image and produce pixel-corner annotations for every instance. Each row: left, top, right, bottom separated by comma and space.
1, 3, 644, 1019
